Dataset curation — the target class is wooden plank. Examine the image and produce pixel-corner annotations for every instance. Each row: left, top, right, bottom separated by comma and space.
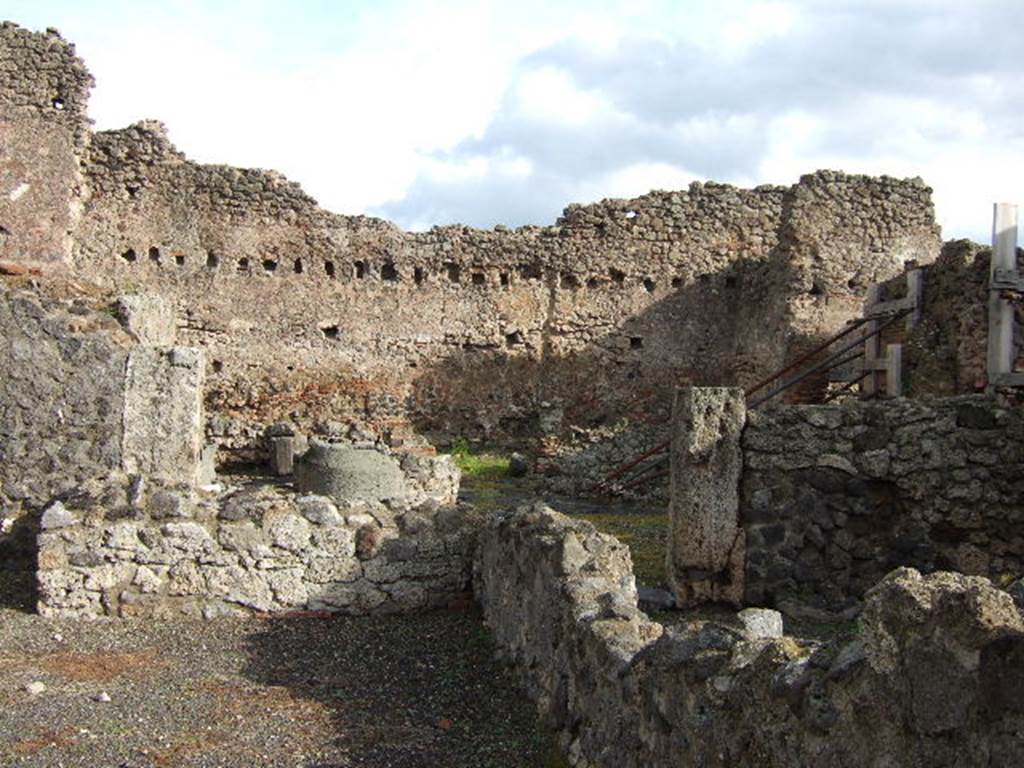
906, 269, 924, 330
862, 285, 881, 397
885, 344, 903, 397
996, 372, 1024, 387
988, 203, 1018, 392
865, 295, 915, 317
991, 269, 1024, 292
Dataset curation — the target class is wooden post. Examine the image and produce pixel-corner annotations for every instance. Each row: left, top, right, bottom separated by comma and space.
885, 343, 903, 397
988, 203, 1018, 391
862, 285, 881, 397
906, 269, 924, 331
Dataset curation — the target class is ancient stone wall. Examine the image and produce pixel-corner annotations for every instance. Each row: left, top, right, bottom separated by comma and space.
0, 23, 93, 264
0, 284, 129, 510
475, 505, 1024, 768
37, 476, 477, 619
872, 240, 1024, 397
0, 284, 209, 515
742, 397, 1024, 613
69, 124, 941, 455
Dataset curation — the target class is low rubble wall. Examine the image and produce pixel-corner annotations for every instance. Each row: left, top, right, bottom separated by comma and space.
475, 505, 1024, 768
37, 476, 478, 618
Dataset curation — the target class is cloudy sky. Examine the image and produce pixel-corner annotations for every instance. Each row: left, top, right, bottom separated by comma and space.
7, 0, 1023, 241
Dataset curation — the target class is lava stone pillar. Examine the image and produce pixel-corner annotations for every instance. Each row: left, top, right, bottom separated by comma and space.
666, 387, 746, 607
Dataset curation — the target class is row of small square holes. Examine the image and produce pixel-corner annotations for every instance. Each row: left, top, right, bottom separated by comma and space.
119, 248, 724, 293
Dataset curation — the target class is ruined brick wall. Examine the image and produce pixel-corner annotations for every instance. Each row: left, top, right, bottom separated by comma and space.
742, 397, 1024, 613
476, 505, 1024, 768
871, 240, 1024, 398
0, 284, 129, 511
69, 123, 941, 453
2, 23, 943, 459
37, 477, 478, 619
0, 22, 93, 264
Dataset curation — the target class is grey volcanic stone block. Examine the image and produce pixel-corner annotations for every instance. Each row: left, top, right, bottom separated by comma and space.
667, 387, 746, 607
294, 439, 407, 504
738, 607, 784, 640
122, 347, 205, 486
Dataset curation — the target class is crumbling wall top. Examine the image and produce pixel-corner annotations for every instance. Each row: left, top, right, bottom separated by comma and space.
0, 21, 93, 144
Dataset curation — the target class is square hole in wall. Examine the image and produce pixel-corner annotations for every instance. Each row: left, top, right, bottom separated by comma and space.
517, 263, 542, 281
414, 267, 426, 285
471, 272, 486, 286
630, 336, 644, 349
121, 248, 137, 263
175, 254, 186, 267
206, 251, 219, 269
320, 324, 340, 340
500, 272, 510, 287
325, 260, 335, 278
294, 258, 304, 274
354, 260, 366, 279
561, 273, 580, 289
148, 246, 161, 264
445, 263, 461, 283
237, 257, 250, 273
609, 268, 625, 285
262, 259, 278, 273
381, 262, 399, 282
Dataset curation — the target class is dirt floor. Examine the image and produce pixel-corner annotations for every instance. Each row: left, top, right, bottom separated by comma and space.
0, 602, 561, 768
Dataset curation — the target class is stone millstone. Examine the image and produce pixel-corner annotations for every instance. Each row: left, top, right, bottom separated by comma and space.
294, 439, 407, 504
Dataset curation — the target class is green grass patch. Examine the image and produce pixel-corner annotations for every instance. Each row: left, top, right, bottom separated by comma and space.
453, 452, 511, 480
574, 511, 668, 588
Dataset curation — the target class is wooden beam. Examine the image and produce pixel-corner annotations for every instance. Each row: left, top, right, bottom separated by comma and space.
988, 203, 1018, 392
906, 269, 924, 330
862, 285, 881, 397
885, 343, 903, 397
865, 295, 916, 318
996, 372, 1024, 387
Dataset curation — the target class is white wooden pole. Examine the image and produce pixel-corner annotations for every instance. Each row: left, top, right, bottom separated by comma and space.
988, 203, 1018, 390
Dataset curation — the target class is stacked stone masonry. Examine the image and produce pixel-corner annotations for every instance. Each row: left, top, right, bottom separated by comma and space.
475, 505, 1024, 768
742, 396, 1024, 613
1, 23, 943, 463
38, 475, 478, 619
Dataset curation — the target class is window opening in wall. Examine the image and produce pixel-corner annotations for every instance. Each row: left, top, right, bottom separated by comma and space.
671, 276, 683, 288
381, 262, 399, 282
237, 257, 250, 273
414, 267, 425, 285
294, 258, 304, 274
148, 246, 161, 264
211, 360, 224, 373
52, 97, 65, 110
320, 324, 340, 340
500, 272, 510, 287
175, 254, 186, 267
121, 248, 137, 263
471, 272, 486, 286
325, 260, 335, 278
517, 263, 542, 280
560, 272, 580, 289
809, 280, 825, 296
126, 184, 140, 198
630, 336, 644, 349
354, 260, 366, 279
262, 258, 278, 273
643, 278, 656, 293
206, 251, 219, 269
609, 268, 625, 285
506, 331, 524, 347
445, 262, 461, 283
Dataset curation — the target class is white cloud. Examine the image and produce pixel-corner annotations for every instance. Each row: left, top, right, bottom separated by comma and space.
9, 0, 1024, 240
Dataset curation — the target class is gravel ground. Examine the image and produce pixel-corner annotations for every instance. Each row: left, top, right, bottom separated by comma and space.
0, 601, 558, 768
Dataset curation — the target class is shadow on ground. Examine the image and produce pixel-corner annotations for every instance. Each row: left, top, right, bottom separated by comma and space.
240, 608, 563, 768
0, 515, 38, 612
